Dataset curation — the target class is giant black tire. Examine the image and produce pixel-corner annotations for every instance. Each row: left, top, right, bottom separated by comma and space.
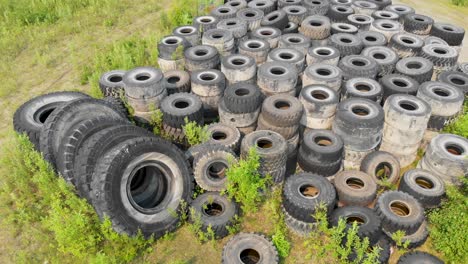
237, 8, 265, 31
210, 5, 237, 20
13, 91, 89, 149
303, 0, 330, 16
380, 74, 420, 101
103, 96, 128, 117
338, 55, 378, 81
193, 145, 237, 191
420, 44, 459, 71
334, 171, 377, 206
90, 137, 194, 238
248, 0, 276, 14
283, 172, 336, 223
157, 35, 190, 60
375, 191, 425, 234
39, 98, 125, 167
217, 18, 248, 39
160, 93, 203, 128
222, 233, 279, 264
357, 31, 388, 48
395, 57, 434, 84
193, 16, 218, 33
328, 5, 354, 23
99, 70, 126, 97
430, 23, 465, 46
123, 67, 165, 98
163, 70, 191, 95
361, 46, 399, 77
223, 83, 263, 114
73, 124, 154, 200
397, 251, 443, 264
360, 151, 401, 185
190, 192, 239, 239
399, 169, 445, 209
389, 33, 424, 58
260, 94, 303, 127
297, 150, 342, 177
329, 206, 382, 244
56, 117, 129, 184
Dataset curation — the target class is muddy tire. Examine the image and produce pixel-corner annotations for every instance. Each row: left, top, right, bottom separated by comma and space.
302, 63, 343, 92
193, 15, 218, 33
437, 71, 468, 96
221, 54, 257, 85
328, 5, 354, 23
430, 22, 465, 46
338, 55, 378, 81
223, 83, 263, 114
161, 93, 203, 128
342, 77, 383, 103
184, 45, 220, 72
261, 10, 289, 30
403, 14, 434, 35
306, 46, 340, 66
206, 123, 242, 152
163, 70, 191, 95
237, 8, 265, 31
90, 137, 193, 238
99, 70, 126, 97
389, 33, 424, 59
395, 57, 434, 84
329, 33, 363, 57
238, 39, 270, 65
299, 15, 331, 40
357, 31, 387, 48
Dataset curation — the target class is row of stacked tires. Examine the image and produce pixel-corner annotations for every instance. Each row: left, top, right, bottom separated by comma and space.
12, 0, 467, 263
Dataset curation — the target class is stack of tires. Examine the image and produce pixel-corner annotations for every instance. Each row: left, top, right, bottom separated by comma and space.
12, 0, 468, 261
123, 67, 168, 123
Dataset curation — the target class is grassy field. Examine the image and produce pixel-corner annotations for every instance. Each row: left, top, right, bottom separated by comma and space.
0, 0, 467, 263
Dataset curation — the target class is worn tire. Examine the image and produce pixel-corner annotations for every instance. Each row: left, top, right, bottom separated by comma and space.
163, 70, 191, 95
193, 145, 237, 191
237, 8, 265, 31
342, 77, 383, 103
357, 31, 388, 48
99, 70, 126, 97
375, 190, 425, 234
306, 46, 340, 66
397, 251, 443, 264
206, 123, 242, 152
361, 46, 398, 77
260, 94, 303, 127
223, 83, 263, 114
123, 67, 165, 98
395, 57, 434, 84
238, 39, 270, 65
329, 206, 382, 244
329, 33, 363, 57
399, 169, 445, 209
389, 33, 424, 59
184, 45, 220, 72
430, 22, 465, 46
437, 71, 468, 95
90, 137, 193, 238
302, 63, 343, 92
403, 14, 434, 35
338, 55, 378, 81
257, 61, 298, 95
191, 192, 239, 239
222, 233, 279, 264
360, 151, 401, 185
380, 74, 420, 101
261, 10, 289, 30
299, 15, 331, 40
193, 15, 218, 33
334, 170, 377, 206
161, 93, 203, 128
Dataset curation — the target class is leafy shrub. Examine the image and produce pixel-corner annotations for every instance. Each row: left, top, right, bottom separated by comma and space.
266, 187, 291, 258
304, 204, 381, 263
182, 117, 209, 146
223, 148, 271, 213
0, 133, 152, 263
428, 178, 468, 263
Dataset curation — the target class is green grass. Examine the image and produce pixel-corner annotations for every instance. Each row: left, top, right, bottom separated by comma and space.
443, 101, 468, 138
0, 133, 152, 263
452, 0, 468, 6
428, 179, 468, 263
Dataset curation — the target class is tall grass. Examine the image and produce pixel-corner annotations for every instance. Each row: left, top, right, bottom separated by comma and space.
452, 0, 468, 7
0, 134, 152, 263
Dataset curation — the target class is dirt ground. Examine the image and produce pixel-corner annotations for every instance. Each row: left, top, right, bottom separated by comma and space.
0, 0, 467, 263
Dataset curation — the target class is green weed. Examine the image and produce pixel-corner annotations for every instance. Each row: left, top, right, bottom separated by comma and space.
266, 187, 291, 258
443, 101, 468, 138
0, 133, 152, 263
223, 148, 271, 213
428, 178, 468, 263
304, 204, 381, 263
452, 0, 468, 7
182, 117, 209, 146
188, 207, 216, 244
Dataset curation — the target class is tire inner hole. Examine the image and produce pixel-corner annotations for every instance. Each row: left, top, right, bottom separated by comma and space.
257, 139, 273, 149
355, 17, 367, 22
279, 53, 294, 60
393, 79, 408, 87
399, 100, 418, 111
203, 202, 224, 216
351, 59, 367, 66
227, 21, 237, 26
275, 100, 291, 110
212, 33, 224, 39
401, 37, 415, 44
355, 84, 372, 92
212, 131, 227, 140
442, 26, 454, 32
310, 21, 323, 27
135, 73, 151, 81
288, 37, 302, 43
195, 49, 208, 56
235, 88, 250, 96
314, 136, 332, 146
340, 37, 352, 43
129, 165, 167, 210
174, 100, 190, 109
390, 201, 411, 217
381, 23, 394, 29
346, 178, 365, 189
231, 58, 247, 65
351, 106, 370, 116
373, 53, 386, 60
219, 8, 229, 13
317, 68, 332, 76
316, 49, 331, 56
200, 73, 216, 81
299, 184, 320, 198
337, 7, 347, 12
200, 18, 213, 23
415, 177, 434, 189
109, 75, 123, 82
450, 77, 466, 85
38, 108, 55, 123
432, 88, 450, 97
311, 90, 329, 100
375, 162, 392, 180
260, 30, 273, 36
269, 14, 279, 21
240, 249, 260, 264
167, 76, 180, 84
247, 42, 262, 49
433, 48, 448, 55
346, 216, 365, 225
164, 38, 179, 45
180, 28, 193, 34
270, 67, 286, 75
406, 62, 422, 69
208, 162, 227, 181
365, 36, 377, 42
445, 144, 464, 156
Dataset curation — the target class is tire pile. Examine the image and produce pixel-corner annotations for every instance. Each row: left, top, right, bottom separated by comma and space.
12, 0, 467, 263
